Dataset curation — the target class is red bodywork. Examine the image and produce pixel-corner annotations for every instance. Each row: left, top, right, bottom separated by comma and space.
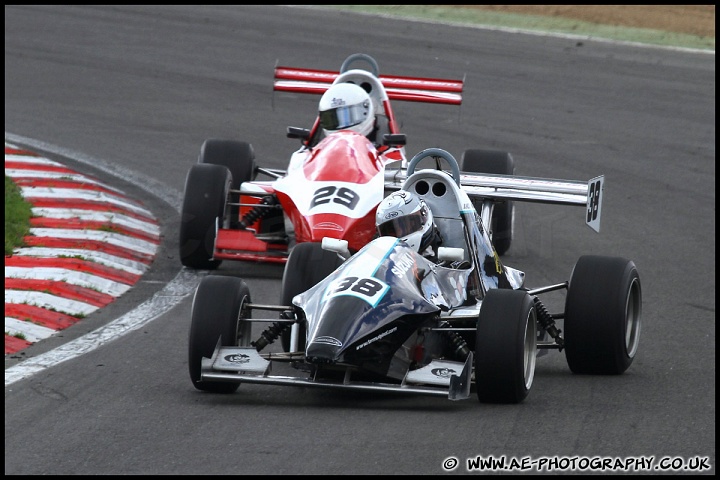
212, 58, 462, 264
214, 132, 402, 264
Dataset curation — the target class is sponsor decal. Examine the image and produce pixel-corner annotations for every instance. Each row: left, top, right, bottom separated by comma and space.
224, 353, 251, 364
494, 250, 503, 275
431, 367, 457, 378
391, 252, 415, 277
313, 336, 342, 347
356, 326, 397, 350
312, 221, 343, 231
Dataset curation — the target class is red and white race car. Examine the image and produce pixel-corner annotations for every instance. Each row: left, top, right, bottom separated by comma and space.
178, 53, 466, 268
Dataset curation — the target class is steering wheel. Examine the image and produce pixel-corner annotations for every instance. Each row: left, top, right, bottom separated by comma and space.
340, 53, 380, 77
407, 148, 462, 186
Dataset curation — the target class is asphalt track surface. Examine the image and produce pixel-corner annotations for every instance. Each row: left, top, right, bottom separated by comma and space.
4, 5, 715, 475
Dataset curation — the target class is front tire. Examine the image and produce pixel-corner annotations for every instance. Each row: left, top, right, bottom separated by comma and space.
179, 163, 230, 269
199, 139, 257, 227
475, 289, 537, 403
280, 242, 344, 352
199, 139, 257, 189
188, 276, 253, 393
461, 149, 515, 256
564, 255, 642, 374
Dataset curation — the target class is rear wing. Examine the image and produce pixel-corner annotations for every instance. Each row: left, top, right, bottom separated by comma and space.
384, 170, 604, 232
273, 66, 464, 105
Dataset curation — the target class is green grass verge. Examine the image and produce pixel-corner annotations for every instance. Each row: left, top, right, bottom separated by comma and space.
322, 5, 715, 51
5, 175, 33, 255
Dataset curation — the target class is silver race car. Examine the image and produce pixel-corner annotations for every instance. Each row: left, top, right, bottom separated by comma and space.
188, 148, 641, 404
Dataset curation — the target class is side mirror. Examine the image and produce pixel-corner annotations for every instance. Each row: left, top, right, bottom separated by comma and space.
287, 126, 311, 140
322, 237, 351, 260
382, 133, 406, 147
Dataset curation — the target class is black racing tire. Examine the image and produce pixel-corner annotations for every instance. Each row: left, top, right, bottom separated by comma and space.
199, 139, 257, 228
199, 139, 257, 188
475, 289, 537, 404
280, 242, 344, 352
564, 255, 642, 375
188, 275, 253, 393
179, 163, 230, 269
461, 149, 515, 256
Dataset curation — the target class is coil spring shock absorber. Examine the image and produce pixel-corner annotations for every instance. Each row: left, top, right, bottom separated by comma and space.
251, 311, 293, 351
441, 321, 470, 361
239, 196, 278, 230
533, 297, 564, 350
447, 332, 471, 361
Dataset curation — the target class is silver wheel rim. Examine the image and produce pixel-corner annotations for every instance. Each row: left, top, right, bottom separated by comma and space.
237, 294, 253, 347
625, 278, 642, 358
523, 308, 538, 389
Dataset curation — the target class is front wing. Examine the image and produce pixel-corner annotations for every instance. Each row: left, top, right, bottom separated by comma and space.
201, 344, 474, 401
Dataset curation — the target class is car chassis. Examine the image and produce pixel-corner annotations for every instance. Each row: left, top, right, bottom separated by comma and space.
189, 148, 642, 404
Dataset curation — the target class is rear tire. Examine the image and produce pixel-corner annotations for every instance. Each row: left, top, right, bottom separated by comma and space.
280, 242, 344, 352
188, 276, 253, 393
461, 149, 515, 256
475, 289, 537, 403
564, 255, 642, 374
179, 163, 230, 269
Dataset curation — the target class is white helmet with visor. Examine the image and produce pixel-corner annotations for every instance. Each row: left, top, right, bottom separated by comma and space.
318, 83, 374, 137
376, 190, 434, 253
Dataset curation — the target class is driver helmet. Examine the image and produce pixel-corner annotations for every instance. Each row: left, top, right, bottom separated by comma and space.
318, 82, 374, 137
376, 190, 435, 253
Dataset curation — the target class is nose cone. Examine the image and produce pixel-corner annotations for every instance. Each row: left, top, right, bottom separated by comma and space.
305, 336, 343, 364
